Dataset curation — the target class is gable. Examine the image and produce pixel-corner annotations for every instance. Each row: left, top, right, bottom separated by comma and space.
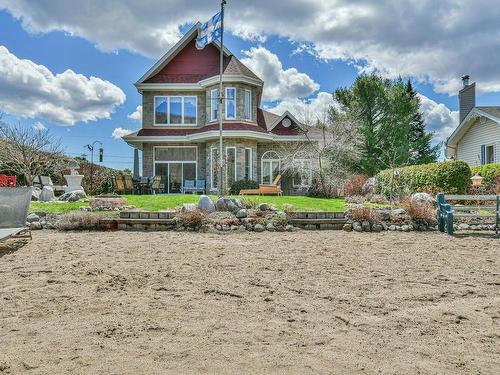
447, 107, 500, 148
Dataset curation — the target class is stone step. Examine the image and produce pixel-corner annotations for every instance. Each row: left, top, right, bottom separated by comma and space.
288, 211, 345, 220
119, 210, 176, 220
290, 218, 347, 225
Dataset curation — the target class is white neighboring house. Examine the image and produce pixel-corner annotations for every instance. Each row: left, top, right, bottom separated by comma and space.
446, 76, 500, 166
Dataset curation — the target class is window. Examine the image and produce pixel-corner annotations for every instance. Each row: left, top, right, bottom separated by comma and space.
210, 89, 219, 121
486, 145, 495, 164
244, 148, 252, 180
292, 159, 312, 188
154, 96, 198, 125
261, 151, 280, 184
211, 148, 219, 189
225, 87, 236, 119
153, 146, 197, 194
226, 147, 236, 187
244, 89, 252, 120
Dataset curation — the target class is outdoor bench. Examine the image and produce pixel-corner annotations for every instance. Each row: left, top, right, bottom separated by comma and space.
437, 193, 499, 235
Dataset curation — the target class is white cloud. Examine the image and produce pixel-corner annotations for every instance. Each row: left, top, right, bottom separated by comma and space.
128, 105, 142, 122
241, 47, 319, 101
2, 0, 499, 95
32, 121, 46, 131
112, 127, 134, 139
267, 92, 335, 123
0, 46, 126, 126
417, 94, 458, 143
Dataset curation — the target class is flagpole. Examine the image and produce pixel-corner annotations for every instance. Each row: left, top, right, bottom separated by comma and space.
218, 0, 226, 196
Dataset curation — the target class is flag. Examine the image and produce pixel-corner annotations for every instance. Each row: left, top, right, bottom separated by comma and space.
196, 11, 222, 49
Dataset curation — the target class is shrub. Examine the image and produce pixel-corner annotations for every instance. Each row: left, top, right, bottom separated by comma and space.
343, 175, 369, 196
345, 195, 366, 204
175, 209, 206, 229
375, 161, 471, 196
347, 207, 379, 223
241, 196, 259, 209
56, 212, 102, 231
470, 163, 500, 193
401, 199, 436, 225
229, 179, 259, 195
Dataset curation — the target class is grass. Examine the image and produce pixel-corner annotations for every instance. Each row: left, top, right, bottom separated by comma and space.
30, 194, 346, 214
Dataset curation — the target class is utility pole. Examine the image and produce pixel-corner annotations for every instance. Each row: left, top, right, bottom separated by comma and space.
85, 141, 103, 194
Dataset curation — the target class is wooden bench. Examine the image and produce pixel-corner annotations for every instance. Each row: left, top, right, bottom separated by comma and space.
437, 193, 499, 235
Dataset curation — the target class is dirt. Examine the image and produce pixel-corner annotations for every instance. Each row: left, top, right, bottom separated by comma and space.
0, 230, 499, 374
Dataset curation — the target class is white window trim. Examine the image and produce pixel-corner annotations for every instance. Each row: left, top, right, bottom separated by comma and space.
225, 87, 236, 120
261, 151, 281, 184
244, 147, 253, 180
485, 143, 496, 164
153, 95, 198, 126
244, 89, 252, 121
226, 146, 237, 185
292, 159, 313, 188
210, 89, 218, 122
152, 146, 198, 193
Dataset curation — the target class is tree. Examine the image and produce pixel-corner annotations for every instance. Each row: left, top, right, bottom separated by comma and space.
0, 119, 64, 185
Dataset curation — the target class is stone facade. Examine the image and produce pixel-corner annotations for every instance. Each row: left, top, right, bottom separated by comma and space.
205, 83, 258, 124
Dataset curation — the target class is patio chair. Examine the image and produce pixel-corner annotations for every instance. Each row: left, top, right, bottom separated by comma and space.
195, 179, 206, 194
139, 176, 152, 194
182, 180, 196, 194
33, 175, 65, 193
259, 175, 283, 196
123, 175, 135, 194
0, 187, 33, 243
114, 175, 126, 194
150, 175, 164, 194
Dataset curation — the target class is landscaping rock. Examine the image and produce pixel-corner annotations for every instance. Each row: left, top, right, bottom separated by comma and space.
258, 203, 270, 211
372, 223, 383, 232
266, 222, 275, 232
361, 220, 371, 232
353, 222, 362, 232
343, 223, 353, 232
40, 186, 55, 202
27, 213, 40, 223
411, 192, 434, 204
401, 224, 411, 232
285, 224, 294, 232
377, 209, 391, 222
230, 225, 239, 231
29, 222, 42, 230
388, 225, 397, 231
215, 198, 240, 213
236, 209, 247, 219
275, 226, 285, 232
59, 190, 86, 202
254, 223, 264, 232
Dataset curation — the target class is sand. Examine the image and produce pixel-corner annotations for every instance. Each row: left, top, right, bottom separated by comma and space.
0, 230, 499, 374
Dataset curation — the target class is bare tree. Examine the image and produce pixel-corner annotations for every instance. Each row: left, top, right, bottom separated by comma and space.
0, 119, 64, 185
275, 98, 360, 197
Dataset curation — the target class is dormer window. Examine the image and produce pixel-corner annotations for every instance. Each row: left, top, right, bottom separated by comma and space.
154, 96, 197, 126
244, 89, 252, 121
225, 87, 236, 119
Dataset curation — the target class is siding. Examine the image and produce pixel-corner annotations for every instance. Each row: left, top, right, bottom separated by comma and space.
456, 117, 500, 166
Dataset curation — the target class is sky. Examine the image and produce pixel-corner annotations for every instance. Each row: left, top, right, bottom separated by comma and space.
0, 0, 499, 170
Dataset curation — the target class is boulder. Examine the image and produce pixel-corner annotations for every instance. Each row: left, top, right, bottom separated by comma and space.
31, 187, 41, 201
236, 209, 247, 219
254, 223, 265, 232
59, 190, 86, 202
372, 223, 383, 232
258, 203, 270, 211
388, 225, 397, 231
27, 213, 40, 223
29, 221, 42, 230
353, 222, 362, 232
411, 192, 434, 205
401, 224, 411, 232
215, 197, 240, 213
285, 224, 294, 232
362, 177, 376, 194
39, 186, 55, 202
266, 222, 275, 232
361, 220, 371, 232
343, 223, 353, 232
197, 195, 214, 213
376, 209, 391, 222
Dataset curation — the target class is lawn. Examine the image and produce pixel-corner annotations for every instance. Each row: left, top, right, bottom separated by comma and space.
30, 194, 346, 214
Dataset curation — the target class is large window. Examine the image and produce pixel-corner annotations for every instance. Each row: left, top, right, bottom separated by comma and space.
244, 89, 252, 120
292, 159, 312, 188
486, 145, 495, 164
261, 151, 280, 184
154, 96, 197, 125
244, 148, 252, 180
225, 87, 236, 119
210, 89, 218, 121
226, 147, 236, 187
154, 146, 197, 193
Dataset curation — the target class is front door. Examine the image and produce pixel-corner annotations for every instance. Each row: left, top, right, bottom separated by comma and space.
168, 163, 182, 193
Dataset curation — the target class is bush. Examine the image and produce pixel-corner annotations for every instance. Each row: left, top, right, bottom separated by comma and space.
229, 179, 259, 195
375, 161, 471, 196
470, 163, 500, 193
175, 209, 206, 229
344, 175, 369, 196
401, 199, 435, 225
56, 212, 102, 231
347, 207, 379, 223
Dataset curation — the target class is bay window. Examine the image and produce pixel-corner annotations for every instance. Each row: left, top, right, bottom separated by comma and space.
244, 89, 252, 120
210, 89, 218, 121
225, 87, 236, 119
244, 148, 252, 180
154, 96, 198, 125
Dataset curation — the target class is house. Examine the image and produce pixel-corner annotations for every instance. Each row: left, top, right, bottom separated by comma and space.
446, 75, 500, 165
122, 24, 315, 194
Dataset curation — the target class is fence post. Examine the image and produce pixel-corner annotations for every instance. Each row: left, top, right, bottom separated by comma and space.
437, 193, 445, 233
444, 204, 454, 235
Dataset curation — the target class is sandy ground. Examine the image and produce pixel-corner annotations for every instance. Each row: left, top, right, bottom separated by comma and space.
0, 230, 499, 375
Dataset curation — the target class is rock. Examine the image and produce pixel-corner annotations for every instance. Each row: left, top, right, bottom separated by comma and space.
27, 213, 40, 223
39, 186, 55, 202
258, 203, 270, 211
372, 223, 383, 232
31, 187, 41, 201
401, 224, 411, 232
230, 225, 239, 231
59, 190, 86, 202
361, 220, 371, 232
181, 203, 197, 212
411, 192, 434, 204
197, 195, 214, 213
376, 209, 391, 222
343, 223, 353, 232
362, 177, 376, 194
353, 222, 362, 232
236, 209, 247, 219
266, 222, 275, 232
216, 224, 222, 231
30, 222, 42, 230
254, 223, 265, 232
388, 225, 397, 231
175, 226, 185, 232
285, 224, 294, 232
238, 225, 247, 232
275, 226, 285, 232
215, 198, 240, 213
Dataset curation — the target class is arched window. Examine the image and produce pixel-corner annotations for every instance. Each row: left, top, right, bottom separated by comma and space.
261, 151, 281, 184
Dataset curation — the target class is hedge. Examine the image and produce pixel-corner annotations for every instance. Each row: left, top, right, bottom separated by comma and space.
229, 179, 259, 195
470, 162, 500, 188
375, 160, 471, 196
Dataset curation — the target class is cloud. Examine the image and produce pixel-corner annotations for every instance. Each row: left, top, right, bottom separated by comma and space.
32, 121, 46, 131
417, 94, 458, 143
241, 47, 319, 101
2, 0, 499, 95
112, 127, 135, 139
128, 105, 142, 122
267, 92, 335, 123
0, 46, 126, 126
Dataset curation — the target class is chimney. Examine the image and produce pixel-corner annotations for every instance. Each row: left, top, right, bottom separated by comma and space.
459, 75, 475, 123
